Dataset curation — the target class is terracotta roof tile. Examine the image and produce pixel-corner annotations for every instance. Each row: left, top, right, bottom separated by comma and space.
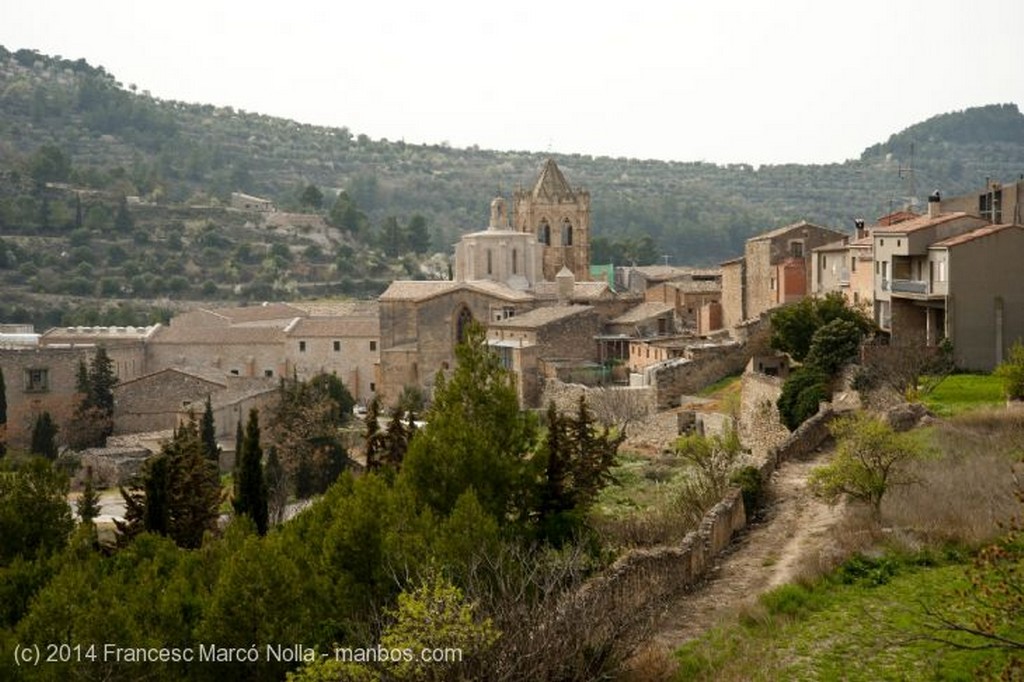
931, 223, 1022, 248
872, 211, 971, 234
612, 302, 676, 324
288, 317, 379, 337
489, 305, 594, 329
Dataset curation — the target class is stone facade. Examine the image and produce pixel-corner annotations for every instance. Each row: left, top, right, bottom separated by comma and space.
720, 258, 745, 329
512, 159, 591, 282
0, 343, 145, 449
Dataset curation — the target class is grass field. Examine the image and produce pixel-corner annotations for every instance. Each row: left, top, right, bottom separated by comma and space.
921, 373, 1005, 416
673, 552, 1017, 681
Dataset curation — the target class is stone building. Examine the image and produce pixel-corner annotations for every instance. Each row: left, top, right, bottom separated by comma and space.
720, 221, 846, 327
512, 159, 591, 282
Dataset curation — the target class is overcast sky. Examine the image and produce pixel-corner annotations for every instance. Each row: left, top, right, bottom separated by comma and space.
3, 0, 1022, 167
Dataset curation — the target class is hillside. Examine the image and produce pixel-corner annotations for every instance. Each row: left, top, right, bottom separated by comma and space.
2, 45, 1024, 327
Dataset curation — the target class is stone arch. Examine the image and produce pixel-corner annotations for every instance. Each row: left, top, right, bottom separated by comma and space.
538, 218, 551, 245
561, 217, 573, 246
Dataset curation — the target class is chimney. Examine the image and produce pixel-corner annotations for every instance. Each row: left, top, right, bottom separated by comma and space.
928, 190, 941, 219
854, 218, 866, 240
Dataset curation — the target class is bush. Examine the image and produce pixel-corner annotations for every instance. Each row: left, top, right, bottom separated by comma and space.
777, 367, 830, 431
804, 318, 864, 376
994, 340, 1024, 400
730, 466, 766, 521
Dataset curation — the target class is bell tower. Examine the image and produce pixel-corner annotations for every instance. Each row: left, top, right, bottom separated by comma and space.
512, 159, 590, 282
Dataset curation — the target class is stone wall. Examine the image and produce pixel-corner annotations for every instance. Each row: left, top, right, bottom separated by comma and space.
646, 316, 770, 410
739, 371, 789, 458
552, 399, 837, 652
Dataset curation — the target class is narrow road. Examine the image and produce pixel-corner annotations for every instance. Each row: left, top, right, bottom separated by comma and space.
649, 447, 844, 649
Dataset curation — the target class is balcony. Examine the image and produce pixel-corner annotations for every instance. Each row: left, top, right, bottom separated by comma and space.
890, 279, 928, 294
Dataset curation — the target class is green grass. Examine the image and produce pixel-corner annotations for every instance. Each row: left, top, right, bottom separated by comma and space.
921, 373, 1005, 416
673, 552, 1016, 681
593, 451, 687, 518
697, 373, 742, 397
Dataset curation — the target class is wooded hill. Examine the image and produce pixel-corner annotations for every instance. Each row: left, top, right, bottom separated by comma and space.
2, 45, 1024, 326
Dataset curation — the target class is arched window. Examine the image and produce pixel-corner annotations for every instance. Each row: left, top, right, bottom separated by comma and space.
455, 305, 474, 344
561, 218, 573, 246
486, 249, 493, 275
538, 219, 551, 245
512, 248, 518, 274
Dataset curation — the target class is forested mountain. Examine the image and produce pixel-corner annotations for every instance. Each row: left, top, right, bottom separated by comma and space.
2, 45, 1024, 326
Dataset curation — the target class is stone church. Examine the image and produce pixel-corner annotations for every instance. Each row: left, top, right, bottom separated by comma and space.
377, 159, 631, 404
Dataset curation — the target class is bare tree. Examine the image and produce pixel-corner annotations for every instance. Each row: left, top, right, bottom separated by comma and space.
587, 386, 653, 437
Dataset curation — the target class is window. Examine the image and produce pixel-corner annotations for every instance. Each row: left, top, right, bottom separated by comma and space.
333, 340, 341, 352
897, 239, 901, 247
264, 369, 274, 378
851, 256, 856, 273
770, 276, 776, 291
538, 219, 550, 245
370, 340, 377, 351
789, 241, 804, 258
561, 219, 573, 246
370, 382, 376, 392
486, 249, 492, 275
299, 340, 306, 352
512, 248, 518, 274
25, 368, 48, 392
230, 369, 240, 376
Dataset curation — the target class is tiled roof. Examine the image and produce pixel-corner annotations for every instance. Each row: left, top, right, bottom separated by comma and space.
288, 317, 379, 337
872, 211, 971, 234
490, 305, 594, 329
152, 324, 286, 345
204, 303, 305, 323
114, 366, 228, 390
289, 300, 379, 317
379, 280, 462, 302
532, 280, 612, 300
666, 279, 723, 293
611, 302, 675, 324
812, 238, 852, 253
41, 325, 160, 342
463, 280, 536, 302
747, 220, 842, 242
931, 223, 1022, 248
876, 210, 920, 226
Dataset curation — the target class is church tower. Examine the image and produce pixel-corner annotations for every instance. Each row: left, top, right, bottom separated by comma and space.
512, 159, 591, 282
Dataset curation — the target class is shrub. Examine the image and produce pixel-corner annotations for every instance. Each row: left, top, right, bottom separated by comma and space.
777, 367, 830, 431
994, 340, 1024, 400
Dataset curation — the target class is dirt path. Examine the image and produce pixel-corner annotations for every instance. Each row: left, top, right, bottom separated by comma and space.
648, 447, 845, 649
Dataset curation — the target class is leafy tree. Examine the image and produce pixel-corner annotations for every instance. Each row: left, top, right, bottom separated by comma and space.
400, 323, 538, 523
27, 144, 71, 185
299, 183, 324, 210
271, 373, 352, 497
328, 190, 367, 234
0, 457, 73, 565
770, 292, 873, 362
803, 318, 865, 376
234, 408, 269, 535
673, 427, 744, 527
264, 446, 289, 525
200, 395, 220, 463
777, 366, 830, 431
30, 411, 59, 459
808, 413, 927, 522
406, 213, 431, 254
994, 340, 1024, 401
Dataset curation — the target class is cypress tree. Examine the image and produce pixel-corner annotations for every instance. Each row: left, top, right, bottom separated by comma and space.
0, 366, 7, 456
233, 408, 268, 535
77, 465, 102, 525
200, 395, 219, 464
30, 411, 59, 460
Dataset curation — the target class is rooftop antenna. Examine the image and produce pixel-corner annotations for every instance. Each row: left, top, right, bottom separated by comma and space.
662, 254, 671, 266
897, 142, 917, 209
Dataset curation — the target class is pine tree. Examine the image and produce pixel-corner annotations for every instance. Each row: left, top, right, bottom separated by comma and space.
30, 411, 59, 460
200, 395, 219, 464
233, 408, 268, 535
364, 396, 384, 470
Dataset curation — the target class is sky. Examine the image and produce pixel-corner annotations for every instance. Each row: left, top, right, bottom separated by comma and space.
3, 0, 1023, 167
